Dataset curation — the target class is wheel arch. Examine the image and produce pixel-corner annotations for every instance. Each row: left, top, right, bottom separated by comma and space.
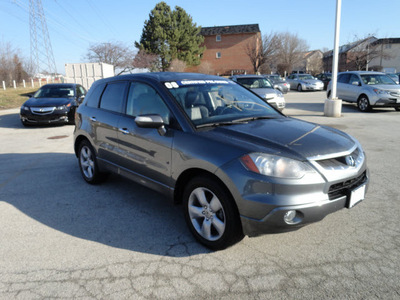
74, 134, 90, 157
174, 168, 235, 207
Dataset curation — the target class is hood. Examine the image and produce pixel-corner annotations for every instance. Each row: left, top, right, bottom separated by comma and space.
371, 84, 400, 92
250, 88, 280, 99
23, 97, 74, 107
200, 118, 355, 160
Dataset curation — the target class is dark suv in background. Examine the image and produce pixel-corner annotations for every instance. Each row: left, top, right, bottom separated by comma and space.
74, 72, 368, 250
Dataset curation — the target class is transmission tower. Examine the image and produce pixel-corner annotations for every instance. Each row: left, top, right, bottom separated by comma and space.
29, 0, 57, 75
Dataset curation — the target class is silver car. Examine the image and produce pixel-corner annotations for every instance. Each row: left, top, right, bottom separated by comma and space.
229, 75, 285, 111
287, 73, 324, 92
327, 71, 400, 112
264, 74, 290, 94
74, 72, 368, 250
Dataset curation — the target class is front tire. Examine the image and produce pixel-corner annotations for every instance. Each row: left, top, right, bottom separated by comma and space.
78, 140, 107, 184
183, 176, 243, 250
394, 107, 400, 111
297, 84, 302, 92
357, 95, 372, 112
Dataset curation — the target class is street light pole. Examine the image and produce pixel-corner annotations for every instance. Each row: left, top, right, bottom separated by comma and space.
324, 0, 342, 117
331, 0, 341, 100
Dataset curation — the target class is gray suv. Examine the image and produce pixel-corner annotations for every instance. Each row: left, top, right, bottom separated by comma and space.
74, 72, 369, 250
327, 71, 400, 112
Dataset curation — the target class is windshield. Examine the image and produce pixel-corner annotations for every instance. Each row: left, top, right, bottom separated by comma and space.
360, 74, 397, 85
165, 80, 280, 128
268, 75, 284, 81
34, 87, 75, 98
298, 75, 314, 80
236, 77, 273, 89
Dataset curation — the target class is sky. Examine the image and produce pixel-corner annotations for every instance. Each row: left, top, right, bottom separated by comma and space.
1, 0, 399, 75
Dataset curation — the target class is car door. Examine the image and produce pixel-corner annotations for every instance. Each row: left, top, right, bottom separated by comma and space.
336, 73, 350, 100
346, 74, 362, 102
117, 81, 175, 189
93, 81, 129, 165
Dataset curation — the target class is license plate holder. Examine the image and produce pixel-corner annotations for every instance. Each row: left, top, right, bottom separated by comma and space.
347, 184, 366, 208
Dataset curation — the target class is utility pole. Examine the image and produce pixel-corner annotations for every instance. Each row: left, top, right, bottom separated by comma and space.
29, 0, 57, 76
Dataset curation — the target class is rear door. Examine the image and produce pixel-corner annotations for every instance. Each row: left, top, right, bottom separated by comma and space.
93, 81, 128, 165
337, 74, 350, 100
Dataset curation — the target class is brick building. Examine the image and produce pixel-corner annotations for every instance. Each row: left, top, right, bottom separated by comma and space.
187, 24, 261, 76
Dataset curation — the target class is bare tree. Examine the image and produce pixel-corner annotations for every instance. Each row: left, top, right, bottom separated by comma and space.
168, 59, 186, 72
131, 50, 159, 72
198, 61, 214, 75
244, 34, 263, 73
259, 32, 280, 73
84, 41, 134, 71
274, 32, 309, 74
345, 35, 392, 71
0, 41, 30, 85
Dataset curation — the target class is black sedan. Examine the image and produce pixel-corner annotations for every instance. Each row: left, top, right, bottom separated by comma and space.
20, 83, 87, 126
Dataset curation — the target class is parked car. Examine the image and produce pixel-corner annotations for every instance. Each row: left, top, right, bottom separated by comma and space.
315, 73, 332, 90
286, 73, 324, 92
229, 75, 285, 111
74, 72, 369, 250
327, 71, 400, 112
20, 83, 87, 126
264, 74, 290, 94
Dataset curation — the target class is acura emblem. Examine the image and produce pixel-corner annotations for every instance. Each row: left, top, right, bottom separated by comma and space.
345, 155, 356, 167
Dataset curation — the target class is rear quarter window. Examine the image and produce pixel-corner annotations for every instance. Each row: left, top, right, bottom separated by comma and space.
99, 81, 128, 113
85, 83, 106, 108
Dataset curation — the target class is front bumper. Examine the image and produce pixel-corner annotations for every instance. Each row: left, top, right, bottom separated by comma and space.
20, 108, 72, 124
373, 97, 400, 108
216, 151, 369, 237
303, 84, 324, 91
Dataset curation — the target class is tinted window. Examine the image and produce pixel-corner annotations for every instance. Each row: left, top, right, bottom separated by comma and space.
99, 81, 128, 113
349, 74, 360, 85
86, 83, 106, 108
126, 82, 170, 124
338, 74, 350, 84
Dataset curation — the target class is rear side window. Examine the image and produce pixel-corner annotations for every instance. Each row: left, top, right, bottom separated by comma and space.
338, 74, 350, 84
86, 83, 106, 108
99, 81, 128, 113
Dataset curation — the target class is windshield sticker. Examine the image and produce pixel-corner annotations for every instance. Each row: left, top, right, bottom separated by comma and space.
164, 80, 232, 89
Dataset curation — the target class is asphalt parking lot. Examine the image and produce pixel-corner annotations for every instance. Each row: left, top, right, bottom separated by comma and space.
1, 90, 399, 299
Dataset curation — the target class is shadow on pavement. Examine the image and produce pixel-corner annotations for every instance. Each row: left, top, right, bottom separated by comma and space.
0, 152, 209, 257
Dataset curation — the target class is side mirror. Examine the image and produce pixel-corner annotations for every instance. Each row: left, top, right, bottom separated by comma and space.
135, 114, 166, 136
78, 95, 85, 104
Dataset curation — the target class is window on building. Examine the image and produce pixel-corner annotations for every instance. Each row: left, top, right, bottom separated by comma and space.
216, 35, 221, 42
216, 52, 221, 59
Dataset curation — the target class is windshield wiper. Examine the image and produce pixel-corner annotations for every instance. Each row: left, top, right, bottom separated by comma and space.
196, 116, 276, 128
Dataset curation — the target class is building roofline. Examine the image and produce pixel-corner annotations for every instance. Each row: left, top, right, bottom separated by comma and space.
200, 24, 260, 36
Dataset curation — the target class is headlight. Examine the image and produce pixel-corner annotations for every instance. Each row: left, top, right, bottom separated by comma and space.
373, 89, 390, 95
276, 91, 283, 98
55, 105, 66, 110
21, 105, 29, 111
240, 153, 315, 179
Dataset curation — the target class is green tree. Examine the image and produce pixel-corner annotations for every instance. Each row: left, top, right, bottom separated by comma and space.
136, 2, 204, 71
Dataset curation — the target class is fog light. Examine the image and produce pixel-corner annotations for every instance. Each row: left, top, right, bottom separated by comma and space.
283, 210, 297, 224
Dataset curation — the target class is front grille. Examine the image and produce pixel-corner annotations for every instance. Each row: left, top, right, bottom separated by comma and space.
31, 107, 55, 115
328, 171, 367, 200
390, 92, 400, 98
316, 148, 363, 172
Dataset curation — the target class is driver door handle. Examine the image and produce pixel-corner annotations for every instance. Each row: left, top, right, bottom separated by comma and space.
118, 128, 130, 135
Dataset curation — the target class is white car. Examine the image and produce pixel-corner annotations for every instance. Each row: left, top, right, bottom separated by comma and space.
229, 75, 285, 111
327, 71, 400, 112
287, 73, 324, 92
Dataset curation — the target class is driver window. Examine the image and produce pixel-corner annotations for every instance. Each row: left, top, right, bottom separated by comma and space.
126, 82, 170, 125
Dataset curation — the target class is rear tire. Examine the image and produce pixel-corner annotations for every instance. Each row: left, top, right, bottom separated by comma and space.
297, 84, 302, 92
183, 176, 243, 250
394, 107, 400, 111
357, 95, 372, 112
78, 140, 107, 184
